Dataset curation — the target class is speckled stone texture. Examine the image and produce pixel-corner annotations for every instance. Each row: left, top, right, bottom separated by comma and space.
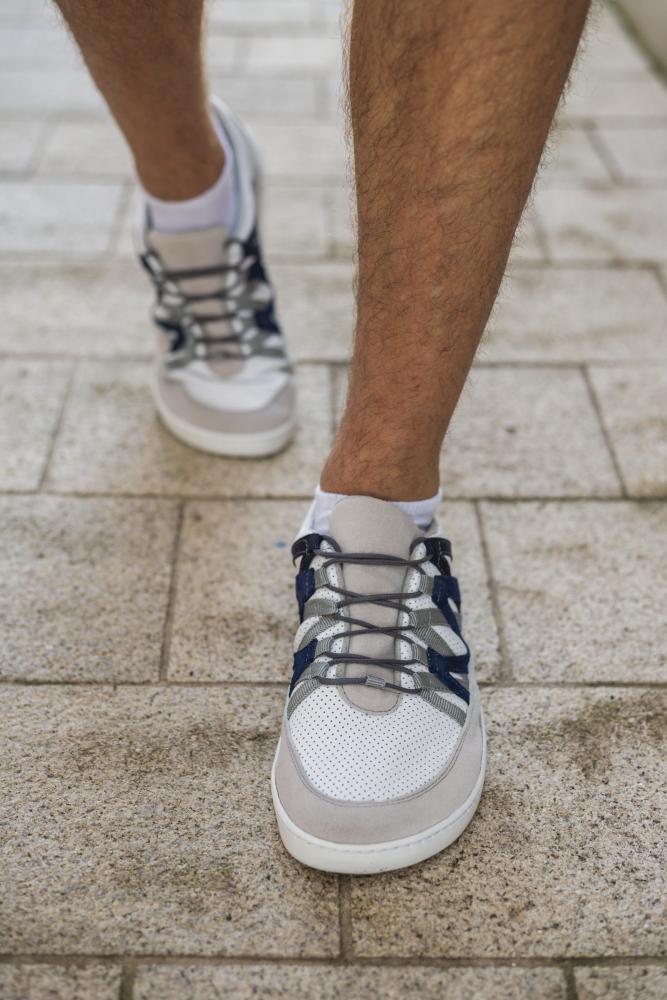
480, 501, 667, 683
1, 0, 666, 994
349, 687, 666, 958
0, 685, 338, 956
134, 963, 568, 1000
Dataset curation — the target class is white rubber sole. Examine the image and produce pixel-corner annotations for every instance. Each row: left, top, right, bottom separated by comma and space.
152, 379, 295, 457
271, 719, 486, 875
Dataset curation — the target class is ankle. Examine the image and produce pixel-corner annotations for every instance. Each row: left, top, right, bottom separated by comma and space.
320, 448, 440, 502
136, 125, 225, 201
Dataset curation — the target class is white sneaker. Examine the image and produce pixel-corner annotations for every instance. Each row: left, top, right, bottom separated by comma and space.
138, 98, 295, 457
272, 496, 486, 874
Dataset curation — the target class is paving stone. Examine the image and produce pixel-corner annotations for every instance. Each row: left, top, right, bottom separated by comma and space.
0, 67, 105, 113
273, 260, 354, 361
167, 499, 500, 684
264, 185, 329, 257
327, 184, 355, 258
0, 359, 71, 491
248, 120, 347, 180
0, 180, 125, 257
575, 965, 667, 1000
0, 495, 178, 683
484, 267, 667, 363
596, 127, 667, 184
577, 12, 650, 77
590, 366, 667, 497
535, 188, 667, 262
0, 963, 121, 1000
47, 362, 331, 497
0, 24, 80, 67
168, 500, 303, 683
0, 685, 338, 955
209, 74, 320, 117
246, 35, 340, 74
134, 962, 567, 1000
439, 368, 620, 498
481, 500, 667, 683
560, 73, 667, 122
208, 0, 313, 32
0, 118, 46, 172
350, 686, 666, 957
510, 207, 547, 263
205, 33, 239, 74
538, 128, 611, 186
36, 118, 132, 178
0, 261, 150, 358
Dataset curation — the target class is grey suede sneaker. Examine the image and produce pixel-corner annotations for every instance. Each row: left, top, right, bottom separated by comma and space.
138, 98, 294, 457
272, 496, 486, 874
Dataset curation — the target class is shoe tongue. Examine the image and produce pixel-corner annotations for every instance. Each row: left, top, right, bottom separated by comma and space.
329, 497, 421, 711
148, 225, 233, 341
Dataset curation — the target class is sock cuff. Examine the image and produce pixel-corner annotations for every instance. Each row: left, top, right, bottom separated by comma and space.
312, 485, 442, 533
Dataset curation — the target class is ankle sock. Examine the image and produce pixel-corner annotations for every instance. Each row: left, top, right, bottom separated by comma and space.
143, 110, 237, 233
311, 485, 442, 534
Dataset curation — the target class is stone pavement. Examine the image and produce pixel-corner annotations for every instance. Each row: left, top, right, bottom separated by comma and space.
1, 1, 666, 997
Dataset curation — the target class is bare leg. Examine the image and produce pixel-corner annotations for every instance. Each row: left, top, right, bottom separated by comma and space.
321, 0, 590, 499
54, 0, 222, 198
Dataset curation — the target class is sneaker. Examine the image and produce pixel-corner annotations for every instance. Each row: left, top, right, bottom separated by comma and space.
272, 496, 486, 874
137, 97, 294, 457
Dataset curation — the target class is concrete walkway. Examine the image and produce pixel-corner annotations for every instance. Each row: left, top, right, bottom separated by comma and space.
1, 2, 666, 998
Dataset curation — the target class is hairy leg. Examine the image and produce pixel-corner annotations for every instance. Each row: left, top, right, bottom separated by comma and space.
321, 0, 590, 499
54, 0, 222, 198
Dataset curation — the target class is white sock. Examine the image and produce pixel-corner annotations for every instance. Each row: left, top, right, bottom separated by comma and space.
143, 111, 237, 233
311, 485, 442, 534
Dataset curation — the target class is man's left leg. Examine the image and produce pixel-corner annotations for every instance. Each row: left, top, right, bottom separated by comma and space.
273, 0, 590, 873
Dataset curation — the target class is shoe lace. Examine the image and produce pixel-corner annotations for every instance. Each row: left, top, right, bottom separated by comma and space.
307, 544, 430, 694
141, 235, 286, 365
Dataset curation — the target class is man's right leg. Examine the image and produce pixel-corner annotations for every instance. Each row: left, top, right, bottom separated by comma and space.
54, 0, 295, 456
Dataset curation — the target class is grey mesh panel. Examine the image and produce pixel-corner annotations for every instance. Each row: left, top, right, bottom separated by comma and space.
303, 597, 338, 618
297, 615, 338, 651
419, 689, 467, 726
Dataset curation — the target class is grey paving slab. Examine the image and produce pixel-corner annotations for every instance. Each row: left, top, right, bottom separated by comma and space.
439, 368, 620, 498
205, 33, 240, 74
0, 685, 338, 955
350, 686, 666, 958
535, 188, 667, 262
248, 120, 347, 180
483, 267, 667, 363
538, 128, 611, 186
0, 963, 121, 1000
0, 359, 71, 491
577, 11, 651, 77
134, 963, 567, 1000
209, 74, 321, 117
0, 67, 105, 113
167, 499, 500, 684
560, 73, 667, 122
273, 260, 354, 361
246, 35, 340, 74
596, 126, 667, 184
510, 207, 547, 263
0, 118, 47, 172
481, 500, 667, 683
46, 362, 331, 497
0, 180, 125, 257
264, 184, 330, 258
36, 118, 132, 179
590, 366, 667, 497
575, 965, 667, 1000
168, 500, 303, 683
0, 261, 151, 358
0, 495, 178, 683
208, 0, 313, 32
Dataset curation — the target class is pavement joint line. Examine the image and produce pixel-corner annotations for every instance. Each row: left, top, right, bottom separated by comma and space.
474, 500, 513, 685
4, 491, 667, 503
36, 358, 76, 492
119, 958, 137, 1000
581, 363, 630, 498
104, 179, 134, 259
2, 679, 666, 690
158, 500, 186, 684
564, 963, 579, 1000
337, 875, 354, 961
0, 953, 665, 968
583, 121, 623, 184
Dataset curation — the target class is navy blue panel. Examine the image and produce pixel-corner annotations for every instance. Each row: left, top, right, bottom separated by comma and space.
255, 302, 280, 333
427, 648, 470, 703
154, 317, 186, 353
431, 575, 462, 632
295, 568, 316, 621
291, 533, 325, 568
290, 639, 318, 692
424, 537, 453, 575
